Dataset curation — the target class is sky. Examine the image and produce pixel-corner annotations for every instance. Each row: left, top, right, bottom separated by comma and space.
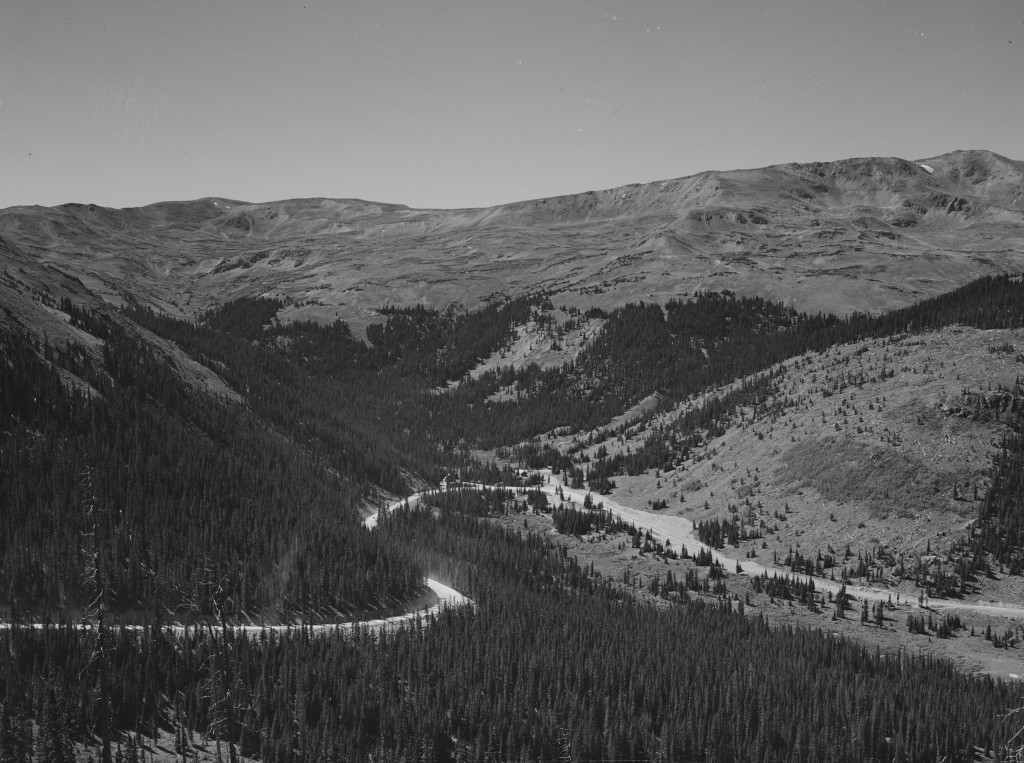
1, 0, 1022, 210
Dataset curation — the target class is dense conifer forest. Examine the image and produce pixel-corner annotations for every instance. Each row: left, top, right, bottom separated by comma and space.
0, 502, 1019, 762
3, 274, 1024, 760
0, 315, 422, 620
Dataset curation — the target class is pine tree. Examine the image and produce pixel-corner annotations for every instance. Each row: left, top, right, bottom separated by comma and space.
37, 687, 74, 763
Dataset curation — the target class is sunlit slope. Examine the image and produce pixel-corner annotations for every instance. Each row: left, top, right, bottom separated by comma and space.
1, 149, 1022, 334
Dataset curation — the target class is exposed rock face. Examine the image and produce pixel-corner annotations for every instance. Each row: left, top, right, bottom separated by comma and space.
939, 390, 1018, 421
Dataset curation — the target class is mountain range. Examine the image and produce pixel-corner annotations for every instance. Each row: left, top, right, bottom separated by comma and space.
2, 148, 1022, 336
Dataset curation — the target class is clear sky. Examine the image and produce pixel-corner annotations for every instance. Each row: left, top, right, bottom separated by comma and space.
2, 0, 1021, 210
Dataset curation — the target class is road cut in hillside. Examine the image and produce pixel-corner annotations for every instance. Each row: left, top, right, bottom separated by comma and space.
0, 578, 470, 635
363, 492, 425, 530
364, 494, 472, 610
0, 496, 469, 635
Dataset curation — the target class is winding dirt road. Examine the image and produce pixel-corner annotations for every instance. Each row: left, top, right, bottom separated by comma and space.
0, 496, 469, 636
557, 475, 1024, 618
446, 474, 1024, 620
11, 482, 1013, 636
362, 495, 472, 625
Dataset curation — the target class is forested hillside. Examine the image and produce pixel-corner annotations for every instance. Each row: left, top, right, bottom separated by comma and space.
1, 501, 1019, 762
578, 275, 1024, 472
0, 307, 421, 621
7, 276, 1024, 618
4, 269, 1024, 761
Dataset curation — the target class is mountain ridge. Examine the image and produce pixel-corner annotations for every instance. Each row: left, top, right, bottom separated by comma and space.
2, 149, 1022, 335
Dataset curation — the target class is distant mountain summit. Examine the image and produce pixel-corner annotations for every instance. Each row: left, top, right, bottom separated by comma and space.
2, 149, 1022, 332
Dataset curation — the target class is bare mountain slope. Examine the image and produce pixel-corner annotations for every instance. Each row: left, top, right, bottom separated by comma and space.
1, 150, 1022, 334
